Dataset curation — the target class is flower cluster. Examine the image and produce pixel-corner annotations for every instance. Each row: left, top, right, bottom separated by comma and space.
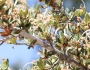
0, 0, 90, 70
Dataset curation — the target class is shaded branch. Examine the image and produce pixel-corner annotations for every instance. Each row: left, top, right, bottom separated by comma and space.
56, 51, 88, 70
19, 31, 54, 51
0, 35, 19, 42
19, 31, 88, 70
16, 42, 29, 46
0, 41, 4, 45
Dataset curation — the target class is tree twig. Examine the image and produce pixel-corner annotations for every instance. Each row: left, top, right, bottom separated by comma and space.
0, 41, 4, 45
0, 35, 19, 42
19, 30, 88, 70
16, 42, 29, 46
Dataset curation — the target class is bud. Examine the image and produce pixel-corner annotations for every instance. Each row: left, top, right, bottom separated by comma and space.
84, 25, 89, 30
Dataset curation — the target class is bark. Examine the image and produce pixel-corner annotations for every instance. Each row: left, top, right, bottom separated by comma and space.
20, 31, 88, 70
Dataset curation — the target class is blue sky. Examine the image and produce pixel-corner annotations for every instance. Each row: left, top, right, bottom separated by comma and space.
0, 0, 90, 69
0, 0, 40, 69
0, 43, 41, 69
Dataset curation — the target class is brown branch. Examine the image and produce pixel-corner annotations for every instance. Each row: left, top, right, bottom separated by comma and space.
19, 31, 88, 70
56, 51, 88, 70
0, 35, 19, 42
19, 31, 54, 51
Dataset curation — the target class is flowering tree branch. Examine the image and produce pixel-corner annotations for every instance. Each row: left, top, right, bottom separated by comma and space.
0, 0, 90, 69
20, 30, 88, 70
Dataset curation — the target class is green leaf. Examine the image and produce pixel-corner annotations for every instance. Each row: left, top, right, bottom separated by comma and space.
1, 59, 9, 70
28, 39, 37, 49
26, 66, 31, 70
0, 20, 3, 27
56, 0, 62, 6
45, 0, 50, 5
56, 38, 61, 43
57, 65, 61, 70
86, 59, 90, 64
62, 16, 68, 22
76, 33, 81, 40
37, 61, 42, 70
0, 0, 6, 7
75, 9, 80, 16
17, 1, 22, 4
20, 9, 25, 17
65, 7, 69, 15
2, 19, 9, 24
48, 51, 56, 56
10, 37, 17, 44
8, 5, 14, 15
60, 31, 65, 44
20, 6, 28, 17
25, 5, 28, 16
13, 0, 22, 5
46, 60, 52, 65
24, 19, 29, 26
37, 58, 45, 70
84, 12, 90, 23
69, 12, 74, 20
14, 0, 18, 6
34, 3, 41, 13
38, 27, 43, 33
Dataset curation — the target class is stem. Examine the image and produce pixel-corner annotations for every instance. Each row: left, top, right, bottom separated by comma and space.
19, 30, 88, 70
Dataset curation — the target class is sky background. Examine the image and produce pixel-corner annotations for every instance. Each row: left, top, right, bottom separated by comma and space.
0, 0, 90, 70
0, 0, 40, 70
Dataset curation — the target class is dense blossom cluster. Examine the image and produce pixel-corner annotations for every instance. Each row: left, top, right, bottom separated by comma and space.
0, 0, 90, 70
